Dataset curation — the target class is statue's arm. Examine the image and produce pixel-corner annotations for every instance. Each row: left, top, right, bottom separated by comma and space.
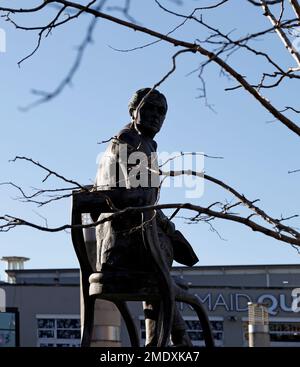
156, 209, 176, 235
156, 210, 199, 266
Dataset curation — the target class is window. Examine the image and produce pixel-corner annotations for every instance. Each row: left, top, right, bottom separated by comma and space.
184, 318, 224, 346
139, 316, 224, 346
269, 321, 300, 343
242, 317, 300, 347
0, 308, 19, 347
36, 315, 80, 347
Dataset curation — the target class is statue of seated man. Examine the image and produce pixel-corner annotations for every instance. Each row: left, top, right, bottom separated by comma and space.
94, 88, 197, 346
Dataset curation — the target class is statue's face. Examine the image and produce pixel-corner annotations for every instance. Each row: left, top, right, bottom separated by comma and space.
133, 95, 167, 136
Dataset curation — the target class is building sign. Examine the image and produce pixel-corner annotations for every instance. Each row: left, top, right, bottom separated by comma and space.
190, 292, 298, 315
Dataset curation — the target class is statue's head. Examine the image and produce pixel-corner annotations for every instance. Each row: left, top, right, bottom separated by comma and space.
128, 88, 168, 137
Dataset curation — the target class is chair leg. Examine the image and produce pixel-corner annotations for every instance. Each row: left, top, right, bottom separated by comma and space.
174, 284, 214, 348
186, 296, 214, 347
80, 272, 96, 347
156, 298, 174, 347
81, 298, 96, 347
115, 301, 140, 347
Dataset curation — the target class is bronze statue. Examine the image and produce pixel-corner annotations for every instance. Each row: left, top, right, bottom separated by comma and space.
94, 88, 199, 346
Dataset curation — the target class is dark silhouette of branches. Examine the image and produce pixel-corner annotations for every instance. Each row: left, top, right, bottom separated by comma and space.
1, 154, 299, 248
7, 0, 107, 110
0, 1, 300, 252
1, 200, 299, 247
1, 0, 298, 135
9, 156, 86, 189
106, 0, 138, 23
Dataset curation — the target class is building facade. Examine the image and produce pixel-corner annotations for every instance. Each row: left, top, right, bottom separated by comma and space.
1, 264, 300, 347
0, 269, 80, 347
123, 265, 300, 347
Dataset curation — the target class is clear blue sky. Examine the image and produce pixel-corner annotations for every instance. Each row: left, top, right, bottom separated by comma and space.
0, 0, 299, 280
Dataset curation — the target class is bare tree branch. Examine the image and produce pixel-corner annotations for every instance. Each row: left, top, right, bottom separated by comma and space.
260, 0, 300, 67
159, 168, 300, 239
106, 0, 138, 23
248, 0, 283, 5
2, 0, 300, 136
9, 156, 86, 190
1, 1, 300, 255
18, 0, 107, 110
288, 168, 300, 173
1, 200, 299, 246
289, 0, 300, 19
0, 1, 52, 13
43, 0, 300, 136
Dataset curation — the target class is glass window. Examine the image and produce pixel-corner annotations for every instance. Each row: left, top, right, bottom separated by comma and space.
0, 311, 18, 347
0, 330, 16, 347
185, 319, 223, 346
38, 330, 54, 338
188, 331, 203, 341
57, 330, 80, 339
139, 317, 223, 346
269, 322, 300, 344
57, 319, 80, 329
0, 313, 15, 329
243, 321, 300, 346
37, 315, 80, 347
38, 319, 55, 329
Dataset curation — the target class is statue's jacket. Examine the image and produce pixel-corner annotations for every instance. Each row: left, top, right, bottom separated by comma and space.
94, 123, 174, 272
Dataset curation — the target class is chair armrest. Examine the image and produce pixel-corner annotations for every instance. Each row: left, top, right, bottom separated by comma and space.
73, 187, 156, 215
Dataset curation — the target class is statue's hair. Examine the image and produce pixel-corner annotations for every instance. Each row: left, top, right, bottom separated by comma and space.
128, 88, 168, 117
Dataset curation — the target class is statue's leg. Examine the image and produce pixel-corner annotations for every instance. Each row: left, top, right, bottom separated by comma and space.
115, 301, 140, 347
143, 301, 192, 347
173, 284, 214, 347
170, 306, 193, 347
143, 301, 159, 346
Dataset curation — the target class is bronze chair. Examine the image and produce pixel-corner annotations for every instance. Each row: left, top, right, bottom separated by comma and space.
71, 187, 214, 347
